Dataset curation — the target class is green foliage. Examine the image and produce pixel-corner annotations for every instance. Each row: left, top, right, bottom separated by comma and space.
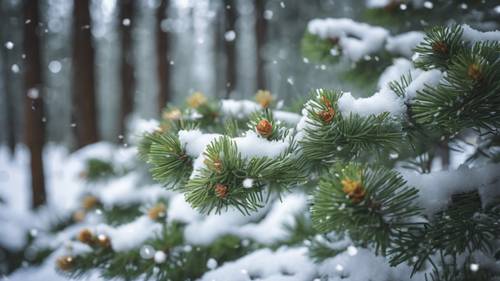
84, 158, 115, 182
60, 222, 255, 281
414, 25, 464, 70
300, 89, 402, 163
389, 191, 500, 276
412, 40, 500, 133
146, 132, 193, 188
185, 136, 307, 215
310, 163, 421, 255
301, 32, 340, 64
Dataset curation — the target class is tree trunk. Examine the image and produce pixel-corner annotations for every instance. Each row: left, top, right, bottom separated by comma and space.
119, 0, 134, 136
24, 0, 46, 208
224, 0, 237, 98
156, 0, 170, 114
72, 0, 98, 148
255, 0, 267, 90
1, 52, 16, 156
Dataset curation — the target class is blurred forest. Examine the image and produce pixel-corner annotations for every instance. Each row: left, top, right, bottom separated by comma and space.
0, 0, 498, 209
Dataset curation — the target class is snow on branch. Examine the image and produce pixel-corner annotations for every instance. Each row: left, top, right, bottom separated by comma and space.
307, 18, 389, 62
401, 163, 500, 214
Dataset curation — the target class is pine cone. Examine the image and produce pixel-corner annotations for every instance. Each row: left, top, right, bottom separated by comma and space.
82, 195, 99, 210
432, 41, 448, 55
186, 92, 207, 109
256, 119, 273, 138
148, 203, 166, 220
467, 64, 481, 81
96, 234, 111, 248
255, 90, 273, 108
77, 228, 94, 245
318, 107, 335, 123
341, 178, 366, 203
214, 183, 228, 198
56, 256, 74, 271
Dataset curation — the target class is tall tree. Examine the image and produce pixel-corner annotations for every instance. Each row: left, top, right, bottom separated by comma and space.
255, 0, 267, 90
23, 0, 46, 208
119, 0, 135, 136
72, 0, 98, 147
0, 4, 19, 157
156, 0, 170, 114
223, 0, 237, 98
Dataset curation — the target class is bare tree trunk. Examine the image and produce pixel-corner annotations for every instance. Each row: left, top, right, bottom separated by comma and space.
224, 0, 237, 98
119, 0, 134, 136
1, 56, 16, 156
156, 0, 170, 114
72, 0, 98, 148
0, 7, 18, 157
24, 0, 46, 208
255, 0, 267, 90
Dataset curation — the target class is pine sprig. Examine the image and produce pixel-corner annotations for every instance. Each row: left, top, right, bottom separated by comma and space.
147, 132, 193, 188
411, 41, 500, 133
414, 25, 464, 70
300, 89, 402, 163
185, 136, 307, 214
310, 163, 421, 255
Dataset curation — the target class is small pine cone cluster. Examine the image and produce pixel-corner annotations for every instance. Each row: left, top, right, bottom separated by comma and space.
76, 229, 111, 248
77, 228, 94, 244
467, 64, 481, 81
214, 183, 229, 199
317, 95, 336, 124
432, 41, 448, 55
255, 90, 273, 108
82, 195, 99, 210
341, 178, 366, 203
204, 158, 223, 174
256, 119, 273, 138
56, 256, 74, 271
148, 203, 167, 220
186, 91, 207, 109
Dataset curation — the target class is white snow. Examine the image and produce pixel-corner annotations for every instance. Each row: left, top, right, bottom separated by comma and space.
401, 163, 500, 214
178, 129, 223, 157
201, 247, 316, 281
242, 178, 254, 188
318, 247, 426, 281
461, 24, 500, 43
338, 90, 405, 117
377, 58, 419, 91
385, 31, 425, 58
404, 69, 443, 101
95, 216, 162, 252
233, 131, 290, 159
307, 18, 389, 62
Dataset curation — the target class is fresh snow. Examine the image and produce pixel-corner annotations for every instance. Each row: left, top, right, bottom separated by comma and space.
385, 31, 425, 58
461, 24, 500, 43
200, 247, 317, 281
307, 18, 389, 62
401, 163, 500, 214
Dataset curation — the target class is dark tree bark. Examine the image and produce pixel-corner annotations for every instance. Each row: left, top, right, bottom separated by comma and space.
72, 0, 98, 148
23, 0, 46, 208
156, 0, 170, 114
255, 0, 267, 90
1, 51, 16, 156
224, 0, 237, 98
119, 0, 135, 136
